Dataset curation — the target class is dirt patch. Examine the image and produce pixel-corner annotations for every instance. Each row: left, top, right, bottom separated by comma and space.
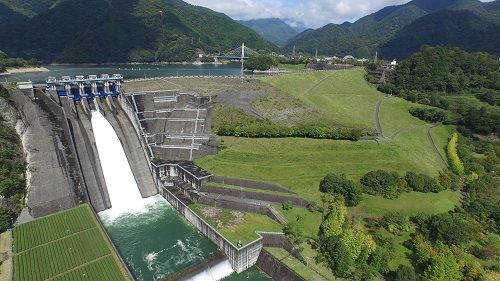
125, 77, 324, 126
0, 231, 12, 281
199, 206, 245, 232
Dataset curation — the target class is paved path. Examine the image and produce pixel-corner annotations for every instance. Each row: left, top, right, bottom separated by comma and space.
305, 73, 333, 95
427, 124, 449, 169
374, 100, 384, 139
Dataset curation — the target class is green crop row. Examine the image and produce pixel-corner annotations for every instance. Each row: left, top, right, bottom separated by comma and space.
52, 255, 127, 281
15, 228, 110, 280
14, 205, 95, 252
447, 133, 465, 175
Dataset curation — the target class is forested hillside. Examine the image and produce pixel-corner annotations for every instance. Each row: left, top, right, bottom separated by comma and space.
238, 18, 298, 47
380, 9, 500, 59
0, 0, 275, 63
380, 46, 500, 136
285, 0, 499, 59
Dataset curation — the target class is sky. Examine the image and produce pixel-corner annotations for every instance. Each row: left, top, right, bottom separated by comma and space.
184, 0, 495, 28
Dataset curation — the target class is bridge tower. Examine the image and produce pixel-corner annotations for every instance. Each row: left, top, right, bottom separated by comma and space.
241, 42, 245, 62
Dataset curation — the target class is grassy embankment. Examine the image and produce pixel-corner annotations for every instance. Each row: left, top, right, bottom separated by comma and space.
12, 204, 130, 281
190, 204, 282, 246
278, 64, 306, 71
193, 69, 460, 280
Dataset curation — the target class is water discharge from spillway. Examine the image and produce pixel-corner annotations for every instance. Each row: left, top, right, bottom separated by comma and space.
90, 110, 237, 280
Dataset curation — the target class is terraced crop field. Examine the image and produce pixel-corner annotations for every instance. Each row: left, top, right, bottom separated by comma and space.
13, 204, 130, 281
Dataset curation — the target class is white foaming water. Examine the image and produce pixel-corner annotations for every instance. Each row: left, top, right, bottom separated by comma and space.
186, 260, 234, 281
91, 110, 155, 219
91, 109, 234, 281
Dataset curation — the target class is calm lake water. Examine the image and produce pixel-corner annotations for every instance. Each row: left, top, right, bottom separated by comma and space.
2, 63, 246, 84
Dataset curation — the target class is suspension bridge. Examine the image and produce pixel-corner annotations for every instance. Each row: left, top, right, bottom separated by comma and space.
212, 43, 259, 61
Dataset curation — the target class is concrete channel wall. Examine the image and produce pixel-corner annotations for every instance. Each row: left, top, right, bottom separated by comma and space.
119, 89, 307, 276
160, 186, 262, 273
256, 249, 305, 281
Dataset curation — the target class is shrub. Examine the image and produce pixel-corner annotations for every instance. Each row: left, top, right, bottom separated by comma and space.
381, 212, 411, 235
282, 200, 293, 210
447, 133, 465, 175
319, 173, 361, 207
409, 107, 446, 123
405, 172, 443, 193
360, 170, 400, 199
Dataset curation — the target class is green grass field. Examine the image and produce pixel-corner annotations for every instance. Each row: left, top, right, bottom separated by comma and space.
190, 204, 282, 246
13, 204, 130, 281
196, 69, 460, 278
278, 64, 306, 71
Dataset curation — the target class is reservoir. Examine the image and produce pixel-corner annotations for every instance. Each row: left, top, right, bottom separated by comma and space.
2, 63, 247, 84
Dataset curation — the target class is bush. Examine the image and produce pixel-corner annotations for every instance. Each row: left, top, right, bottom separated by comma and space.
319, 173, 361, 207
447, 133, 465, 175
405, 172, 443, 193
476, 90, 499, 106
282, 200, 293, 210
360, 170, 401, 199
409, 107, 446, 123
381, 212, 411, 235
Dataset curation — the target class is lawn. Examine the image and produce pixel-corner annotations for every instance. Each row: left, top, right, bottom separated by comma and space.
278, 64, 306, 71
196, 69, 460, 279
13, 204, 130, 281
190, 204, 282, 246
353, 190, 461, 217
261, 69, 382, 128
197, 69, 455, 202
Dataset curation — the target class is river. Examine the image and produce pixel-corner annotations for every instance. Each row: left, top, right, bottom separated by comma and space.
91, 110, 271, 280
1, 63, 246, 84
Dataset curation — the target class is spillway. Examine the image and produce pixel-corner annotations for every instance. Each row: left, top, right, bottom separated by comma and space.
90, 109, 238, 280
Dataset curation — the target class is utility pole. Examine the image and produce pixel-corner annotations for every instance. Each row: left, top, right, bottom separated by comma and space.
315, 48, 318, 60
292, 45, 296, 57
375, 51, 378, 64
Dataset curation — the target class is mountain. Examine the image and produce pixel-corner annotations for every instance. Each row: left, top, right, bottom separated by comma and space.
238, 18, 298, 47
285, 0, 499, 58
379, 9, 500, 59
0, 0, 275, 63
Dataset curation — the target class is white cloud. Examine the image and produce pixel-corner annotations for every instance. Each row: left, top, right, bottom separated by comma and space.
184, 0, 495, 28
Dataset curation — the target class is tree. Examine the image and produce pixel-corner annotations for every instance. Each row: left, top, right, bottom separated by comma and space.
282, 222, 304, 246
0, 207, 16, 232
320, 200, 346, 237
360, 170, 400, 199
319, 173, 361, 206
424, 247, 462, 281
394, 265, 418, 281
243, 55, 277, 71
321, 236, 356, 278
427, 213, 472, 245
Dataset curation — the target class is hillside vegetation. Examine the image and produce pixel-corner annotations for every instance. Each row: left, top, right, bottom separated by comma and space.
0, 0, 275, 63
238, 18, 298, 47
285, 0, 499, 59
380, 46, 500, 136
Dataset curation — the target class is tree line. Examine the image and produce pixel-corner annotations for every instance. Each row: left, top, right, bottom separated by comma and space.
376, 46, 500, 136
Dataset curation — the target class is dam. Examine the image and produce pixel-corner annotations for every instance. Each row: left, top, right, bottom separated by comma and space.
43, 75, 272, 280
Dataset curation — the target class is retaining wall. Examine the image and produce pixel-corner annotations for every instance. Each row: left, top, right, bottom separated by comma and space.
211, 176, 292, 193
201, 185, 309, 207
256, 249, 305, 281
160, 186, 262, 273
196, 196, 283, 224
